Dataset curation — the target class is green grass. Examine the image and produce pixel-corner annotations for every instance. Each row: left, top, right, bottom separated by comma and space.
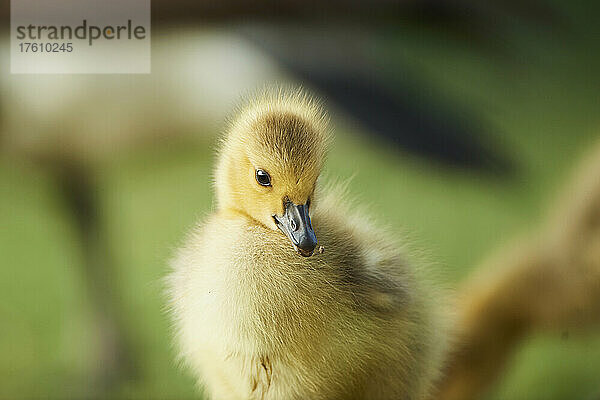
2, 2, 600, 398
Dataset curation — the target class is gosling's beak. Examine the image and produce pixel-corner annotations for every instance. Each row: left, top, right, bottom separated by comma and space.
273, 201, 318, 257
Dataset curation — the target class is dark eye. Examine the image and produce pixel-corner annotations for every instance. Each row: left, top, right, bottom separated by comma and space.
255, 169, 271, 187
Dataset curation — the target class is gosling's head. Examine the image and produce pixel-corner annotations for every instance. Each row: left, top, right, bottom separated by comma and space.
215, 89, 330, 257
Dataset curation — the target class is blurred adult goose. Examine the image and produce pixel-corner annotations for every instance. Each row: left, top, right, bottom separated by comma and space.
167, 88, 447, 400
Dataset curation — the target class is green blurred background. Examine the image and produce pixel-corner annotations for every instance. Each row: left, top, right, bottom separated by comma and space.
1, 0, 599, 399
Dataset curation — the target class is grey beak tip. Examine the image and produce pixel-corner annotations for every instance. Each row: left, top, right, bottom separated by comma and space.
274, 201, 318, 256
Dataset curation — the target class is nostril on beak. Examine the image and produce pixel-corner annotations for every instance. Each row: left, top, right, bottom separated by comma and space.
290, 218, 297, 231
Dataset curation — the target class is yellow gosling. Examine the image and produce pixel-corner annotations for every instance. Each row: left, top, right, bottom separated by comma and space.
438, 139, 600, 400
167, 88, 447, 400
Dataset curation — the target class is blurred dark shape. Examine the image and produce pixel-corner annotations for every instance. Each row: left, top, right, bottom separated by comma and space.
51, 159, 140, 395
437, 138, 600, 400
147, 0, 562, 28
0, 1, 562, 36
240, 24, 513, 173
306, 71, 510, 172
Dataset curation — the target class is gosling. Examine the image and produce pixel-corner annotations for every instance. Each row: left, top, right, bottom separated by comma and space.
438, 138, 600, 400
167, 88, 447, 400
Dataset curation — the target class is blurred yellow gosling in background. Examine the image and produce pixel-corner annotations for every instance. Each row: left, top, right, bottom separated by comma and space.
438, 139, 600, 400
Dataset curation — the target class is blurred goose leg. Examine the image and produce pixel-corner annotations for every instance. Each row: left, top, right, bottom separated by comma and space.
55, 161, 138, 396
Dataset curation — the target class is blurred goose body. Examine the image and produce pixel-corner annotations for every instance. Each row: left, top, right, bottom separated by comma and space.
167, 88, 446, 400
